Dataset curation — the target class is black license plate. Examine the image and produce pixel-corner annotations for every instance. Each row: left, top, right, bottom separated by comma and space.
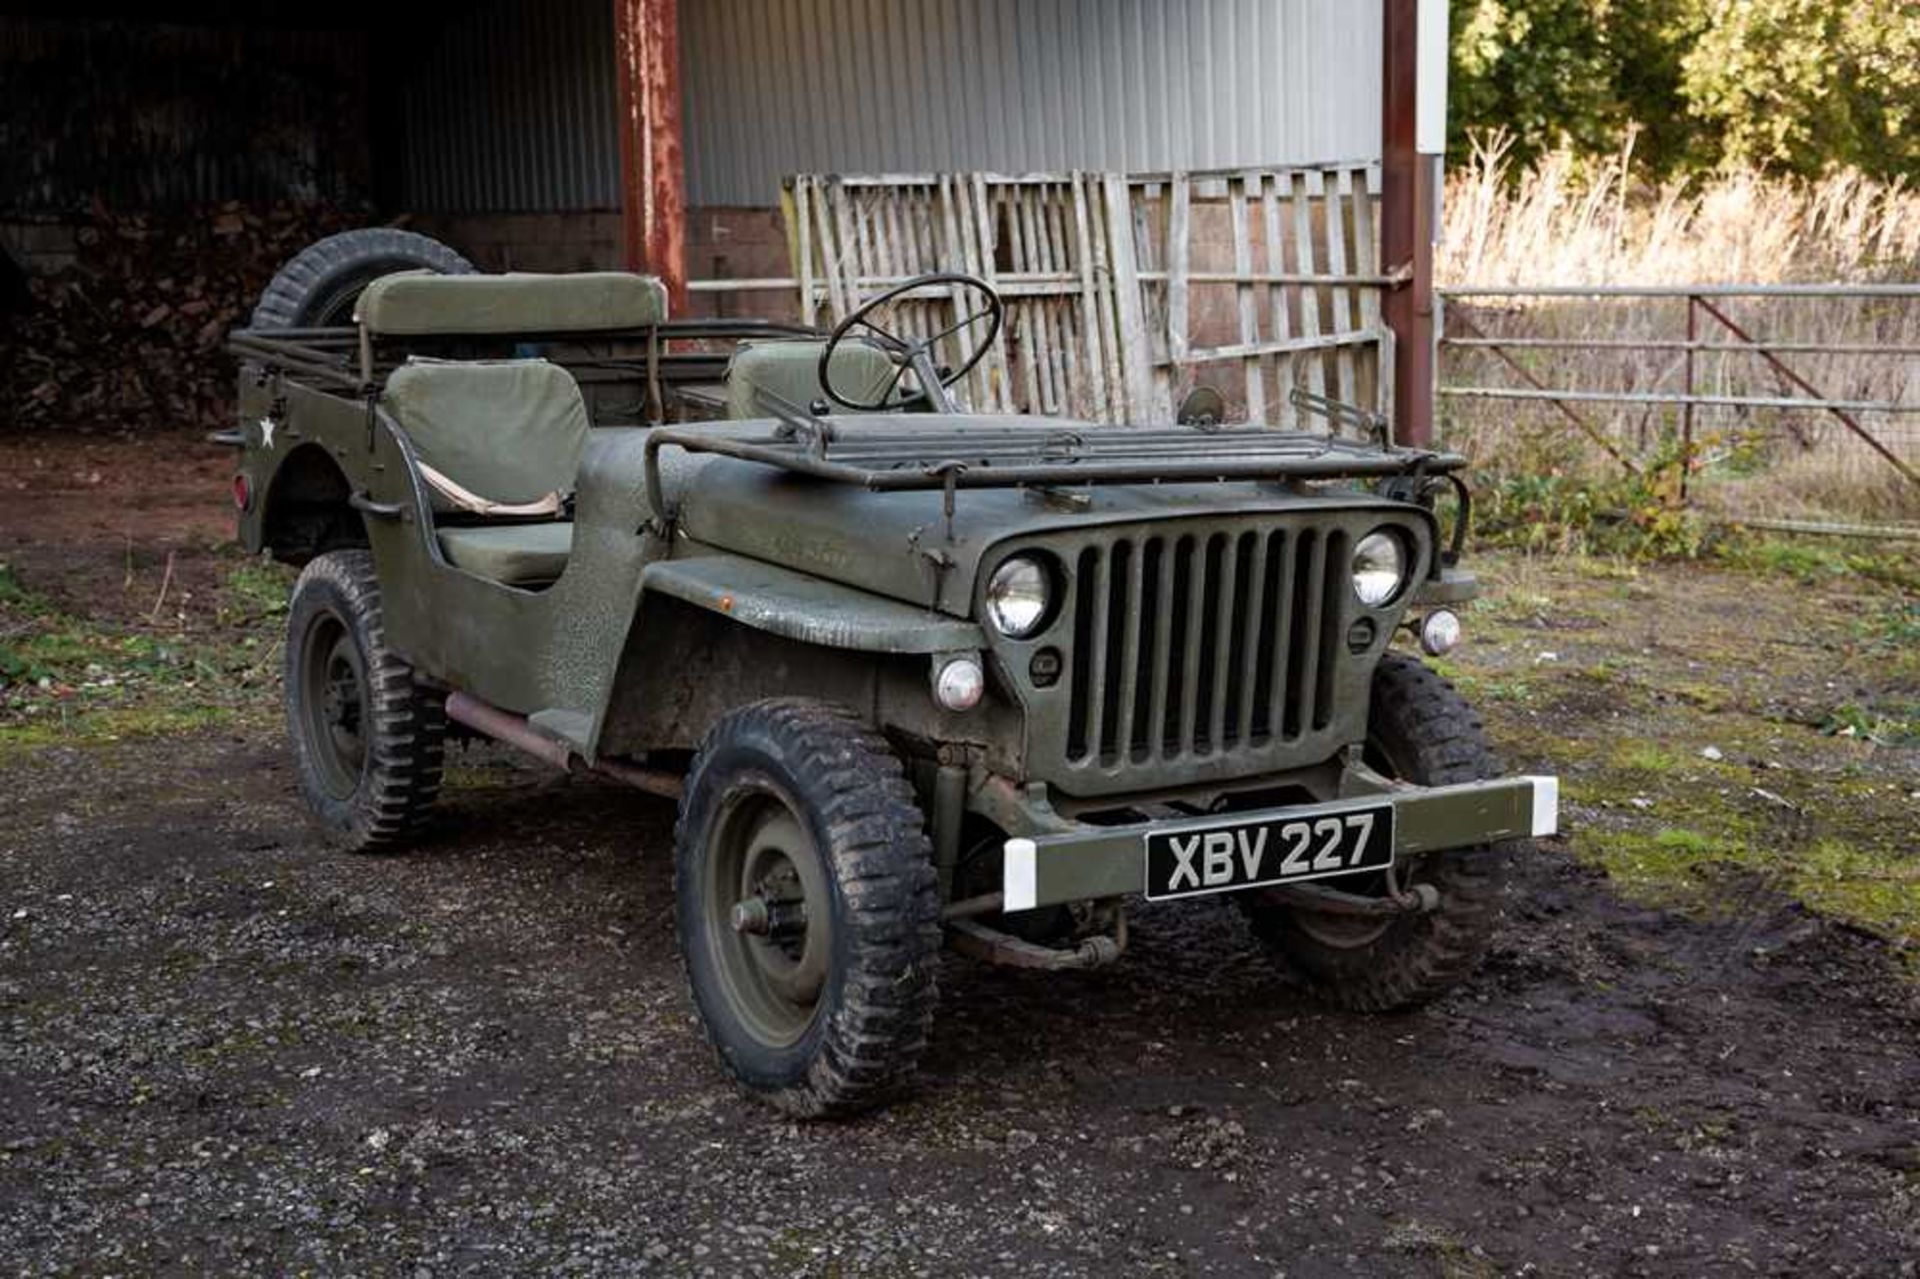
1145, 802, 1395, 902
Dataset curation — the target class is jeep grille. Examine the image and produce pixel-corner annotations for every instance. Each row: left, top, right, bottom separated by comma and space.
1066, 526, 1347, 764
994, 511, 1427, 798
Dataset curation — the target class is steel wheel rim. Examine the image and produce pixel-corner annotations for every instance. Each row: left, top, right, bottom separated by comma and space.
1290, 734, 1417, 950
298, 612, 368, 800
703, 787, 831, 1048
308, 266, 401, 328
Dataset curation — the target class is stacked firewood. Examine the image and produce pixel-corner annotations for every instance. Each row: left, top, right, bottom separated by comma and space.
1, 202, 369, 434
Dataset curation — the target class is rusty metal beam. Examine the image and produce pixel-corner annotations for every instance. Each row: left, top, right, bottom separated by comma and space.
1380, 0, 1435, 448
614, 0, 688, 313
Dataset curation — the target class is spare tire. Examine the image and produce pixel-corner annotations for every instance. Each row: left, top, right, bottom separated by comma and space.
250, 228, 475, 329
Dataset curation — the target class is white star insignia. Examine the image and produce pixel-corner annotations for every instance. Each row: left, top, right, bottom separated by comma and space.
258, 417, 276, 450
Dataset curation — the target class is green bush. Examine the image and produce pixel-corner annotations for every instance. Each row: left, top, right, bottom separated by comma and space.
1448, 0, 1920, 181
1468, 433, 1707, 559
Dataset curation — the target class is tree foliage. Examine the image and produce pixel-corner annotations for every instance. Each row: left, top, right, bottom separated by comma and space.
1680, 0, 1919, 180
1447, 0, 1919, 181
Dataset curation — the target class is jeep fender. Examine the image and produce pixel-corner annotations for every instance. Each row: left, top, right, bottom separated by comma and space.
638, 554, 983, 654
590, 554, 1012, 761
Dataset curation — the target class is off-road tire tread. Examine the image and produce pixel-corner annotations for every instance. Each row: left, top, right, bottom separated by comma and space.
285, 550, 445, 852
675, 698, 942, 1118
1246, 654, 1508, 1012
251, 228, 474, 329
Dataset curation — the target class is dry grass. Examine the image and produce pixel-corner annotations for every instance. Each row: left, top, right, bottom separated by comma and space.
1437, 135, 1920, 525
1440, 133, 1920, 286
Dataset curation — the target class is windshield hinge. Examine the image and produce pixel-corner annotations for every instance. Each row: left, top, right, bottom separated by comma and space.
1290, 387, 1391, 447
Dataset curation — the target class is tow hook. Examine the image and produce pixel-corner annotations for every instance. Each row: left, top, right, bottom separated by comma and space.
943, 899, 1129, 971
947, 919, 1126, 970
1265, 880, 1441, 917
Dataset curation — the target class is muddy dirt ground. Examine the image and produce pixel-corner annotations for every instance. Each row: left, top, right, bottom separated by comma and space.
1, 436, 1915, 1276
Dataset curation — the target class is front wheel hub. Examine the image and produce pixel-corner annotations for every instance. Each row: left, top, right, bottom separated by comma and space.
297, 614, 369, 801
730, 897, 771, 935
732, 894, 808, 939
703, 796, 832, 1047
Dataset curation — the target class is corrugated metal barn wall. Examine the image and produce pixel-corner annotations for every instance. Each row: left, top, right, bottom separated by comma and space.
0, 18, 370, 212
393, 0, 622, 212
393, 0, 1382, 214
680, 0, 1383, 206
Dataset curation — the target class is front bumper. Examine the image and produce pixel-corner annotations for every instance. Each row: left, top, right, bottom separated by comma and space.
1002, 774, 1558, 912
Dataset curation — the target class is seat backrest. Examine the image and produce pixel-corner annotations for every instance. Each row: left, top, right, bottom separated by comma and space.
383, 359, 590, 508
357, 271, 669, 336
724, 338, 900, 420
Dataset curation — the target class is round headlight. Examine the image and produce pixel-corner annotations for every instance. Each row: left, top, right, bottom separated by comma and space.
984, 555, 1051, 638
1351, 530, 1408, 607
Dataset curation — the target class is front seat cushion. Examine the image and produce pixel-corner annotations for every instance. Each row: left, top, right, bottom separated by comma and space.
384, 359, 590, 512
436, 522, 574, 587
723, 338, 901, 419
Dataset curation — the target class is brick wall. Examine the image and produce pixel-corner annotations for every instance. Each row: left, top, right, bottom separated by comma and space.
685, 207, 800, 322
404, 211, 625, 274
0, 218, 80, 275
8, 200, 1349, 359
403, 206, 803, 323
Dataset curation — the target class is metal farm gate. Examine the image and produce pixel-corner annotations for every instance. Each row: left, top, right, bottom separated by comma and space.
779, 166, 1398, 433
1436, 284, 1920, 535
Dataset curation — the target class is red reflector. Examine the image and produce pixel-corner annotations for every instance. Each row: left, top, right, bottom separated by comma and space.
232, 474, 251, 511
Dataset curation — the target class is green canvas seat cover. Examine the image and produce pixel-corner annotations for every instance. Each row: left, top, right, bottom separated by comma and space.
436, 522, 574, 586
356, 271, 669, 336
724, 339, 900, 419
384, 358, 590, 512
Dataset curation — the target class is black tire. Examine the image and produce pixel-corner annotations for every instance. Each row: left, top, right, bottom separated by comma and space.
1242, 654, 1509, 1011
250, 228, 475, 330
675, 698, 942, 1118
284, 550, 446, 851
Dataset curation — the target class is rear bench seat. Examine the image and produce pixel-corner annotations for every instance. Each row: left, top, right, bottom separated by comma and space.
356, 270, 668, 337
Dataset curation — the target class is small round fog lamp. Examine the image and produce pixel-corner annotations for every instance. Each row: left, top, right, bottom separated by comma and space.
1420, 609, 1462, 657
935, 656, 986, 712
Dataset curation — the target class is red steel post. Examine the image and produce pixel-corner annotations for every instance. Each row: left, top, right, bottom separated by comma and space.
614, 0, 688, 313
1380, 0, 1435, 447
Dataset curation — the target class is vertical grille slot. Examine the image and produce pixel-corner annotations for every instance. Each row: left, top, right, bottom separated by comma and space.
1139, 536, 1171, 761
1060, 520, 1354, 769
1174, 534, 1205, 754
1314, 531, 1348, 731
1112, 539, 1145, 759
1284, 530, 1322, 738
1066, 546, 1099, 760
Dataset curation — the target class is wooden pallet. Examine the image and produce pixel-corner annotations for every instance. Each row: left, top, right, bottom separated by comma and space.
783, 165, 1398, 435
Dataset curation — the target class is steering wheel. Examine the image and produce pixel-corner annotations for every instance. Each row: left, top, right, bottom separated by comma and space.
818, 272, 1004, 413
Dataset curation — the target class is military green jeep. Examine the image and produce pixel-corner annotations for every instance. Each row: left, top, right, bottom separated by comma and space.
224, 230, 1556, 1117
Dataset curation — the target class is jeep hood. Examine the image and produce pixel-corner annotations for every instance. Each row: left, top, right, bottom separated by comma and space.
676, 453, 1408, 618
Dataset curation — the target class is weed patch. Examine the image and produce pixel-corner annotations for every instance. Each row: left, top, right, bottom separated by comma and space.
1820, 701, 1920, 748
220, 560, 294, 623
0, 553, 279, 752
1458, 548, 1918, 955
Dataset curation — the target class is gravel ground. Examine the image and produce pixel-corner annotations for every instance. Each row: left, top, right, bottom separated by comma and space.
1, 437, 1915, 1275
2, 728, 1914, 1276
